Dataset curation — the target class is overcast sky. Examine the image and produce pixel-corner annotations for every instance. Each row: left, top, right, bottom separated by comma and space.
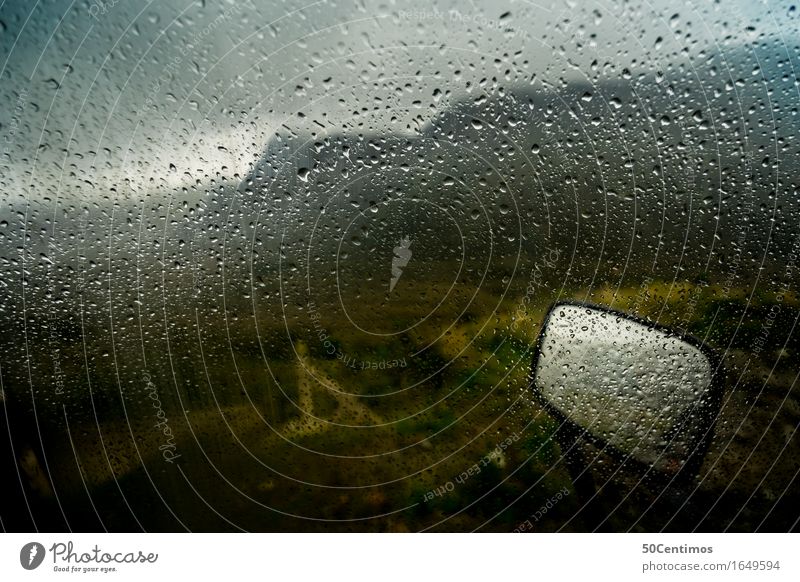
1, 0, 796, 203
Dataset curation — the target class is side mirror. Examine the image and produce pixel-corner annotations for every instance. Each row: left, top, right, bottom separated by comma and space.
531, 301, 722, 478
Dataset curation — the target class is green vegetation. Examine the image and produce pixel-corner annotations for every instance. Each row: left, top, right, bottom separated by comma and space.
21, 277, 800, 532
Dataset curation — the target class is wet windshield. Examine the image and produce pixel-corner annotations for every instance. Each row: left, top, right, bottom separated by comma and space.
1, 0, 798, 532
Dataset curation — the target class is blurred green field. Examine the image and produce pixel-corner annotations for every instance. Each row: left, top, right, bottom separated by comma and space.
18, 277, 800, 531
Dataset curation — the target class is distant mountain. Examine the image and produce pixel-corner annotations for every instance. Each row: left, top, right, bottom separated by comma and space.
240, 38, 800, 288
2, 37, 799, 374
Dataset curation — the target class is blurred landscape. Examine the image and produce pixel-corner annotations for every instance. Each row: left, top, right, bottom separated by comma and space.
2, 19, 800, 531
